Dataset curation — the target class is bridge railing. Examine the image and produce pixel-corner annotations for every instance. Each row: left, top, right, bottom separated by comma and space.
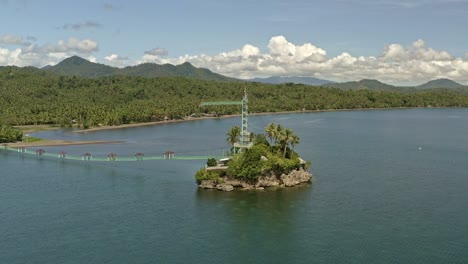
1, 146, 227, 162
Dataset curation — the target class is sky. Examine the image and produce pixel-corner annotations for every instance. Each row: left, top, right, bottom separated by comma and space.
1, 0, 468, 85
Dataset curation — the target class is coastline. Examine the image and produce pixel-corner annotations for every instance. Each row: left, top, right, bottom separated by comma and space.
70, 106, 438, 133
5, 139, 125, 148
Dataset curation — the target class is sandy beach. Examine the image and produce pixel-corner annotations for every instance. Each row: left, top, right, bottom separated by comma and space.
6, 107, 432, 147
5, 139, 125, 148
70, 107, 420, 133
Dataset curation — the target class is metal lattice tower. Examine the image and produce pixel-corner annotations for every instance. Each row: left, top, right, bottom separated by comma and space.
200, 89, 252, 151
239, 89, 250, 147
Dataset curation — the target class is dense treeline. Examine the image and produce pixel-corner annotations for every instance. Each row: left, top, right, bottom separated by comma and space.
1, 66, 468, 127
0, 124, 23, 143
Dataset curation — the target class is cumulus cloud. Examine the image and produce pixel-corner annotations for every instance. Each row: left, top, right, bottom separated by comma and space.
136, 35, 468, 85
87, 56, 97, 63
104, 54, 128, 67
62, 21, 101, 31
2, 34, 468, 85
0, 37, 99, 67
382, 39, 452, 62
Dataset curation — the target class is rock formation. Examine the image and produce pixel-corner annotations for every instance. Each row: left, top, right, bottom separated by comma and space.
198, 168, 312, 191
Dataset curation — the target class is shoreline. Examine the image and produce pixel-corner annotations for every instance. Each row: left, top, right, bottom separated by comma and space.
70, 106, 444, 133
4, 139, 125, 148
1, 106, 460, 149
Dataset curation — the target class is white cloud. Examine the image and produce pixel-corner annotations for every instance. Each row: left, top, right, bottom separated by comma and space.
104, 54, 128, 67
0, 37, 99, 67
268, 36, 326, 62
382, 44, 407, 61
55, 38, 98, 53
2, 34, 468, 85
87, 56, 97, 63
135, 35, 468, 85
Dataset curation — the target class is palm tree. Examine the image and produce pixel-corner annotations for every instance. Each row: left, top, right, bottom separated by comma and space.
265, 123, 276, 145
281, 128, 295, 158
290, 134, 300, 151
274, 124, 283, 145
226, 126, 241, 153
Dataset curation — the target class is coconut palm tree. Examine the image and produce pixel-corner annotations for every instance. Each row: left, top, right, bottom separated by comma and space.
290, 134, 300, 151
274, 124, 283, 145
281, 128, 295, 158
265, 123, 276, 145
226, 126, 241, 153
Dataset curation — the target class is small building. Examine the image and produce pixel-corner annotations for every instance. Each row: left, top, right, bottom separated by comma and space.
299, 158, 307, 169
218, 158, 231, 166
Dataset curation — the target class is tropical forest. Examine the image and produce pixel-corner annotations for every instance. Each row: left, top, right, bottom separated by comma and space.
2, 65, 468, 134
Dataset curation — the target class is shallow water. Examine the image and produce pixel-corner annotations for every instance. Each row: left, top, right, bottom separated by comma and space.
1, 108, 468, 263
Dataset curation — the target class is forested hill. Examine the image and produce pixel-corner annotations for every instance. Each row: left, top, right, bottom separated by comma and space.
42, 56, 237, 82
2, 66, 468, 127
415, 78, 465, 89
324, 79, 400, 91
323, 78, 467, 92
44, 56, 115, 77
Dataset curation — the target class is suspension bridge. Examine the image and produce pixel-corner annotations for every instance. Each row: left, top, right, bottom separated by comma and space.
0, 145, 227, 162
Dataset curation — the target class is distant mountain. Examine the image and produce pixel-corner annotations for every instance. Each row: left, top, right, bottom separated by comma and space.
43, 56, 237, 82
324, 79, 404, 91
322, 78, 468, 92
0, 65, 53, 77
44, 56, 116, 77
250, 76, 334, 86
121, 62, 236, 82
416, 78, 465, 89
17, 56, 468, 89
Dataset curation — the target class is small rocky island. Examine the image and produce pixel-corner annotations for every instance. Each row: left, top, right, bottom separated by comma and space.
195, 123, 312, 191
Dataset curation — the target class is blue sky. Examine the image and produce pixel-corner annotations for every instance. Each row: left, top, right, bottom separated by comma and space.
1, 0, 468, 85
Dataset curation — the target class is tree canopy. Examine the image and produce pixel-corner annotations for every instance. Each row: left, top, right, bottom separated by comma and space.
224, 123, 304, 182
0, 124, 23, 143
2, 66, 468, 128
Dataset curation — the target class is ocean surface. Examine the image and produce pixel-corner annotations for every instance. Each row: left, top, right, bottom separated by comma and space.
1, 108, 468, 264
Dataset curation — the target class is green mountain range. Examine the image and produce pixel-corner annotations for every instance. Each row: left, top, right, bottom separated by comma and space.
43, 56, 237, 82
2, 56, 466, 90
323, 79, 399, 91
324, 78, 467, 92
44, 56, 115, 77
248, 75, 466, 91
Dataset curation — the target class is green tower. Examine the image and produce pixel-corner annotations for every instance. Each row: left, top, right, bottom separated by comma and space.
238, 89, 252, 149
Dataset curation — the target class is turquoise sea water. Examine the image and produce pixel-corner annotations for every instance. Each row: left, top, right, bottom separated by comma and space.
1, 108, 468, 263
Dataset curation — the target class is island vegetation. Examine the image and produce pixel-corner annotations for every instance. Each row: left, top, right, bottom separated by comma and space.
0, 124, 23, 143
195, 123, 312, 191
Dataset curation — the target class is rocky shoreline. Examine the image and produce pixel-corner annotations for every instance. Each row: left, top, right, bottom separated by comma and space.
198, 168, 312, 191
